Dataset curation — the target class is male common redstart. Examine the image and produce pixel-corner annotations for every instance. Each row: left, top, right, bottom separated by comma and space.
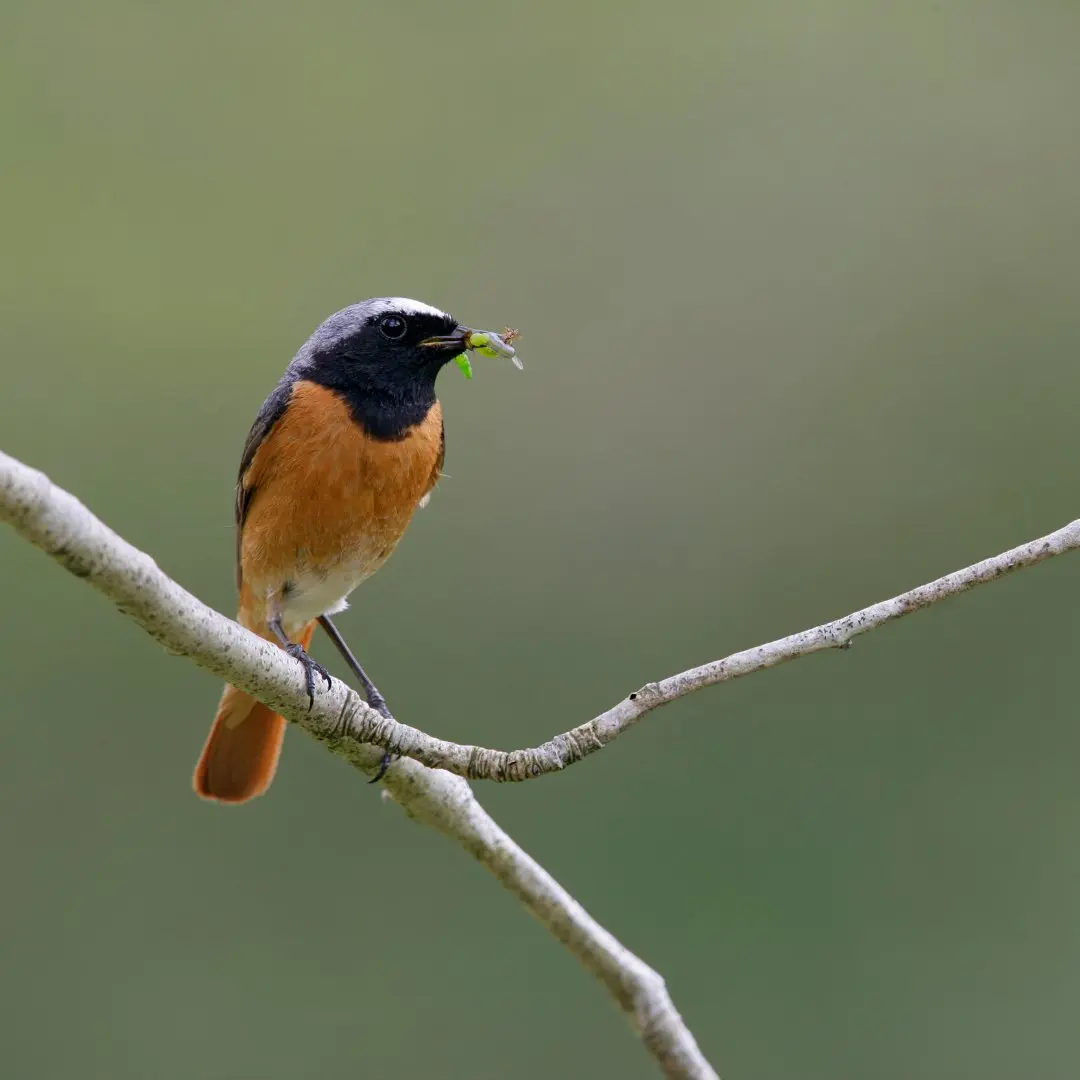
193, 297, 515, 803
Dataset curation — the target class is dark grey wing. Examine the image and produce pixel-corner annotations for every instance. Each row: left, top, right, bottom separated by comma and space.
234, 374, 296, 588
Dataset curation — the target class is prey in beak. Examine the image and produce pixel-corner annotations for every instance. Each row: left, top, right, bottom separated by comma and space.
421, 326, 523, 379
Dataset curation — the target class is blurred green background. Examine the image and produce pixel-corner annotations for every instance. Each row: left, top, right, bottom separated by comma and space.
3, 2, 1080, 1077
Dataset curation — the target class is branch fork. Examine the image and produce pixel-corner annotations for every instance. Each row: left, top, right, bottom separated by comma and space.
5, 445, 1078, 1078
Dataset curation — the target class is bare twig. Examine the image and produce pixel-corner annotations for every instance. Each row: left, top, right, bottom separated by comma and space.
443, 514, 1080, 778
0, 449, 717, 1080
295, 514, 1080, 778
8, 435, 1080, 789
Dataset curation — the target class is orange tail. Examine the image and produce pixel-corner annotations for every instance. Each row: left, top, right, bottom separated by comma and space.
193, 621, 315, 804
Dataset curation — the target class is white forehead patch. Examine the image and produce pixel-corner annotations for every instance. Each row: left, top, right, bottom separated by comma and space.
299, 298, 456, 364
365, 297, 450, 321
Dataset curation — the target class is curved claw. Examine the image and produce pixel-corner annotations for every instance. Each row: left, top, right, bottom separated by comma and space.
285, 643, 332, 709
368, 752, 393, 785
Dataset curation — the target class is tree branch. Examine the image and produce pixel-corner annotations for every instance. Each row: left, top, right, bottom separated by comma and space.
331, 513, 1079, 777
461, 512, 1080, 778
6, 446, 1076, 1077
300, 510, 1080, 781
6, 434, 1079, 786
12, 433, 1074, 786
0, 448, 717, 1079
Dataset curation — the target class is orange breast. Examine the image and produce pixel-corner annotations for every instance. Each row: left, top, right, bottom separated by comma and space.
238, 380, 442, 627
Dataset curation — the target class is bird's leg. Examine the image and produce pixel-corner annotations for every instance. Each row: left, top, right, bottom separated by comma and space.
317, 615, 392, 717
317, 615, 395, 783
268, 604, 331, 709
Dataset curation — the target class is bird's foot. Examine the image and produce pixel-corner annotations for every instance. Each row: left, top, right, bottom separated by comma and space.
362, 690, 398, 784
368, 752, 394, 785
366, 686, 392, 719
285, 643, 332, 708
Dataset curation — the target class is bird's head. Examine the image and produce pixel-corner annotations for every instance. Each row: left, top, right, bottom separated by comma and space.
292, 297, 519, 438
300, 297, 473, 392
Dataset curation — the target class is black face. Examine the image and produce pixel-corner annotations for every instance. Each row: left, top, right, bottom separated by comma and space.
328, 308, 463, 376
304, 305, 466, 440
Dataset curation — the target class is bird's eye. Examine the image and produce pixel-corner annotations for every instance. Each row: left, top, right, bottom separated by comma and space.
379, 314, 408, 340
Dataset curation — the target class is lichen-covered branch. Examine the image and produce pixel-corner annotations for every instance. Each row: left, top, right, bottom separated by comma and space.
8, 445, 1074, 1073
15, 429, 1064, 787
0, 448, 717, 1079
452, 512, 1080, 778
8, 442, 1080, 790
317, 514, 1080, 779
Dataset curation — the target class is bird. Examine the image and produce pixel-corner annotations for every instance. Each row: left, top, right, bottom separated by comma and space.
193, 297, 498, 804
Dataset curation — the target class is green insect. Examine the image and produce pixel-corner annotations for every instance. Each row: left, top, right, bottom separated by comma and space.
453, 328, 523, 380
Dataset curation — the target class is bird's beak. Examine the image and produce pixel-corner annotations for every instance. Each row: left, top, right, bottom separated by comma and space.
419, 326, 473, 352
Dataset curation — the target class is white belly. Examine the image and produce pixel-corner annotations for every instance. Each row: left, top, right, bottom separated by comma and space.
281, 561, 376, 631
